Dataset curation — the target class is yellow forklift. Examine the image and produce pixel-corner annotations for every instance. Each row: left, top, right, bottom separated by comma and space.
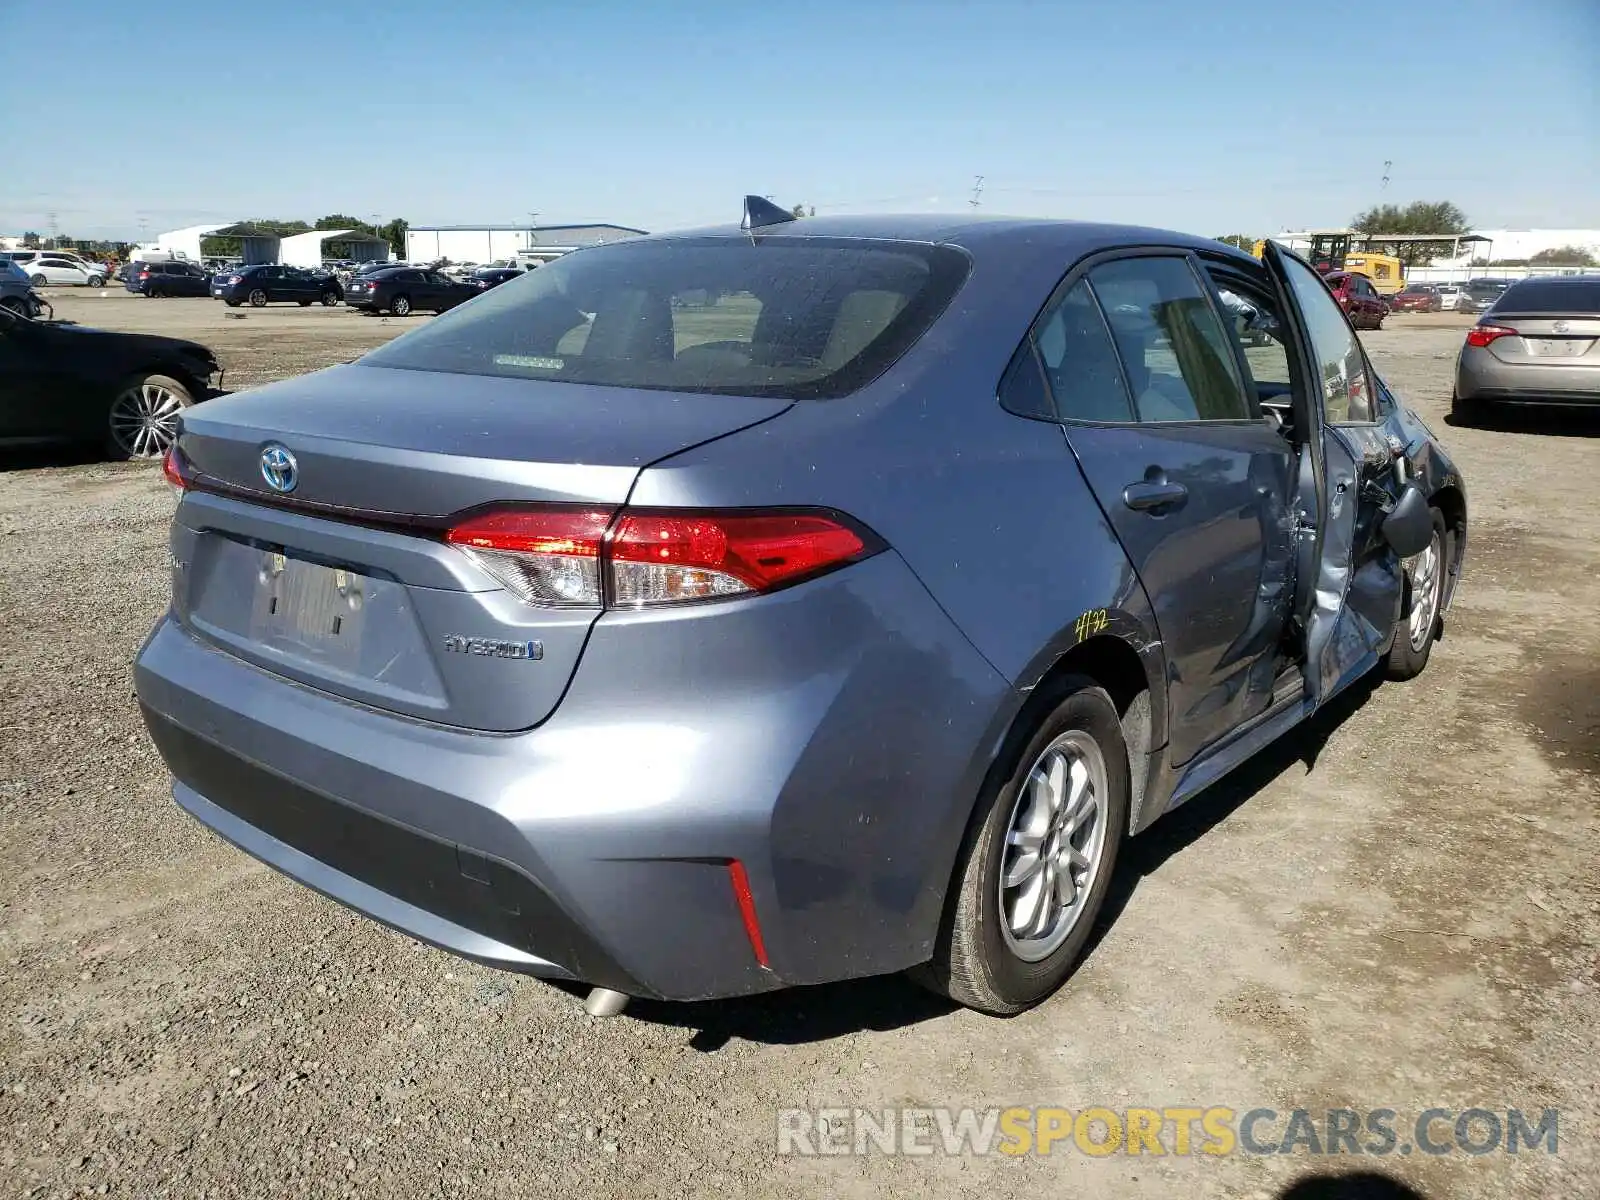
1253, 232, 1405, 295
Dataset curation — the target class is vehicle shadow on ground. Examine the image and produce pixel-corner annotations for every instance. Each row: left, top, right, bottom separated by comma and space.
1085, 672, 1381, 962
607, 675, 1381, 1052
0, 444, 112, 471
1277, 1170, 1428, 1199
1445, 406, 1600, 437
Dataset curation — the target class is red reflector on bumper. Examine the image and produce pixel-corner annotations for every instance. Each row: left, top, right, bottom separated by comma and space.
727, 860, 770, 969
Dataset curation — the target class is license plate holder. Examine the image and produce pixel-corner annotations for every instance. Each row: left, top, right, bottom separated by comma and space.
1527, 338, 1588, 357
250, 551, 368, 666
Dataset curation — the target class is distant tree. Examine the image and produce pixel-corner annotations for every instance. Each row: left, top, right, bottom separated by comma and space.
1351, 201, 1470, 266
790, 203, 808, 219
1352, 200, 1468, 235
1529, 244, 1597, 267
21, 231, 40, 248
1214, 234, 1257, 252
379, 217, 408, 257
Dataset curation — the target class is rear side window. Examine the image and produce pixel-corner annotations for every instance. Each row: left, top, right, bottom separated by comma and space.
362, 236, 971, 399
1031, 281, 1134, 422
1492, 280, 1600, 313
1088, 257, 1251, 422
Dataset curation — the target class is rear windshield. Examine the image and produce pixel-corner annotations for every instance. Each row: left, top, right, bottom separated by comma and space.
1490, 280, 1600, 314
361, 236, 971, 399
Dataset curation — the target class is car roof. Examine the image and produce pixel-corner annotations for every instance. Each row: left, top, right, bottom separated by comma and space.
655, 213, 1230, 255
692, 217, 1264, 276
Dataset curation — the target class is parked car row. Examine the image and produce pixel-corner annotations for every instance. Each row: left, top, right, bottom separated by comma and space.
1328, 277, 1521, 319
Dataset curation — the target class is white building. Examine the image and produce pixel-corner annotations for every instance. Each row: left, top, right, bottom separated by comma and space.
278, 229, 391, 268
405, 223, 646, 265
1442, 228, 1600, 263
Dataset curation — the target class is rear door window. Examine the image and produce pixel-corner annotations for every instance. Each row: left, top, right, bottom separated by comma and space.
1087, 256, 1252, 422
362, 237, 971, 399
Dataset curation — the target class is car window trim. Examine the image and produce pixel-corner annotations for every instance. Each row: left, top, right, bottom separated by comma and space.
1003, 245, 1271, 429
1274, 253, 1388, 429
1088, 249, 1262, 426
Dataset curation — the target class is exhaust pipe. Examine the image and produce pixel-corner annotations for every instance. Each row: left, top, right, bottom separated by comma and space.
583, 987, 629, 1018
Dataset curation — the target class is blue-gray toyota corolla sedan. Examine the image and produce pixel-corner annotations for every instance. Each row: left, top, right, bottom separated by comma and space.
136, 202, 1467, 1016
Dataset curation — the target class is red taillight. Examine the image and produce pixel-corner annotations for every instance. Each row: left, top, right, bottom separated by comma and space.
443, 506, 875, 608
610, 510, 868, 604
138, 270, 150, 279
162, 445, 189, 493
1466, 324, 1516, 348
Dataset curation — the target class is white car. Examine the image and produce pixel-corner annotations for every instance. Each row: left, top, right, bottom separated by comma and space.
1433, 284, 1467, 311
6, 248, 104, 273
25, 255, 108, 287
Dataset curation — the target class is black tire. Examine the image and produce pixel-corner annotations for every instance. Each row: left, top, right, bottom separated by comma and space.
320, 290, 339, 306
389, 294, 412, 316
87, 275, 105, 288
248, 288, 268, 307
224, 299, 241, 308
298, 298, 313, 307
30, 274, 46, 287
918, 680, 1129, 1015
1385, 508, 1448, 681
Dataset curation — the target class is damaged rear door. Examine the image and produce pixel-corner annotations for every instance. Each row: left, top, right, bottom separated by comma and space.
1263, 243, 1407, 705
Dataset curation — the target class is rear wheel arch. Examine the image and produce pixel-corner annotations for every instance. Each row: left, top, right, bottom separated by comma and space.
1028, 636, 1156, 835
971, 632, 1158, 858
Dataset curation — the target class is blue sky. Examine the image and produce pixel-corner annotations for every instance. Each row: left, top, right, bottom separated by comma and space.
2, 0, 1596, 241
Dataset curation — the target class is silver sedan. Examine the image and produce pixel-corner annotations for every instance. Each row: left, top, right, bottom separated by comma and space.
1454, 277, 1600, 422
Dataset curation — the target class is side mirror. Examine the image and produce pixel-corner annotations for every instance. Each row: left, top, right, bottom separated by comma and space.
1379, 482, 1433, 558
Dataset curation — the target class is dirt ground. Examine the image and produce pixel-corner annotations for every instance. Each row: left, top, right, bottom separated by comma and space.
1, 295, 1596, 1199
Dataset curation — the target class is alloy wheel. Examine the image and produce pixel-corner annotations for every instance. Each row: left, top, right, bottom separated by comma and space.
1406, 530, 1443, 651
998, 730, 1110, 962
108, 381, 184, 459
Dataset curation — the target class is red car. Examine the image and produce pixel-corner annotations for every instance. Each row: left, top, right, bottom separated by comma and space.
1390, 284, 1443, 313
1322, 271, 1388, 330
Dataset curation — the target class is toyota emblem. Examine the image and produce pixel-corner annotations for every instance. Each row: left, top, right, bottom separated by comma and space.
260, 443, 298, 493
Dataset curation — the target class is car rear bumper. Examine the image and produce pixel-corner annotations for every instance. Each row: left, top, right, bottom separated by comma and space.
1457, 349, 1600, 404
134, 551, 1012, 1001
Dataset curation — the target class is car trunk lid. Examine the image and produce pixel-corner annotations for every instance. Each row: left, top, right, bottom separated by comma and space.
1481, 313, 1600, 364
171, 363, 791, 731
